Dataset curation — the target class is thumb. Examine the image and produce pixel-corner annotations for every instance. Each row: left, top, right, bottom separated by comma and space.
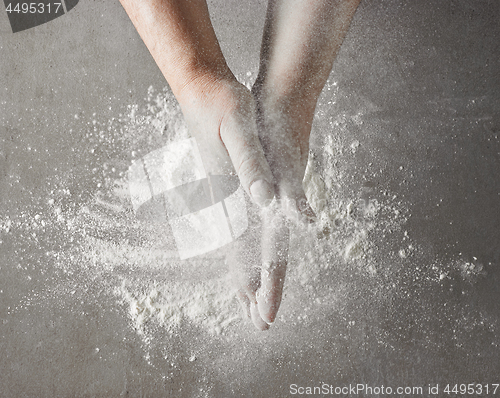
220, 98, 276, 207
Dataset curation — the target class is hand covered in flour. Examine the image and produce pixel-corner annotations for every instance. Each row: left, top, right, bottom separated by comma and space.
237, 0, 361, 328
179, 75, 294, 331
176, 77, 275, 206
117, 0, 275, 206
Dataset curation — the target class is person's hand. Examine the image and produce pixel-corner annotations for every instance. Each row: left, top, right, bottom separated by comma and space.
253, 88, 317, 222
181, 76, 317, 331
229, 82, 319, 331
178, 75, 289, 330
228, 0, 360, 329
227, 197, 291, 331
177, 76, 275, 205
178, 73, 309, 331
251, 86, 317, 328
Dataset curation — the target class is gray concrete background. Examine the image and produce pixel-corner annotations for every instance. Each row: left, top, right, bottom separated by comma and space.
1, 0, 500, 397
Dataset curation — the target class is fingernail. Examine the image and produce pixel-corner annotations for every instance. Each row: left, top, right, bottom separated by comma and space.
250, 179, 275, 207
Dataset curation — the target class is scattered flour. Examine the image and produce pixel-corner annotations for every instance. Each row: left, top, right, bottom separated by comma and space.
0, 85, 407, 340
3, 84, 496, 359
88, 86, 405, 340
115, 278, 239, 336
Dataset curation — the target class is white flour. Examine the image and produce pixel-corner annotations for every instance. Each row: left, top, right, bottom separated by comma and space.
74, 84, 403, 340
2, 84, 495, 356
115, 278, 239, 336
0, 86, 414, 339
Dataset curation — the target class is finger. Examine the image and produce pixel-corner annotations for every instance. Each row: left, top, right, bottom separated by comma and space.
277, 181, 317, 224
219, 91, 276, 207
242, 282, 269, 331
235, 280, 269, 331
234, 269, 269, 330
240, 285, 269, 331
257, 208, 289, 324
257, 260, 287, 324
227, 222, 267, 330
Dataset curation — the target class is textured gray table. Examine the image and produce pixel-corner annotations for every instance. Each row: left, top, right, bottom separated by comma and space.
1, 1, 499, 396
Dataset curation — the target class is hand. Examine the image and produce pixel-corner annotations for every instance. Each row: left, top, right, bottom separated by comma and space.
228, 200, 290, 331
177, 76, 275, 206
252, 87, 317, 329
178, 76, 287, 330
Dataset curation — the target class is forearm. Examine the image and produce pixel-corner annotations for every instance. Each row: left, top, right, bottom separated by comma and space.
256, 0, 360, 106
119, 0, 235, 100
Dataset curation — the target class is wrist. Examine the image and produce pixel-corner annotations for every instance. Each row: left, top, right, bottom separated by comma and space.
175, 68, 248, 113
170, 61, 235, 102
252, 78, 318, 122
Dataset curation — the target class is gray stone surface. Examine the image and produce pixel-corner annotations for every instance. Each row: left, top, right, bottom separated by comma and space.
1, 0, 499, 397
